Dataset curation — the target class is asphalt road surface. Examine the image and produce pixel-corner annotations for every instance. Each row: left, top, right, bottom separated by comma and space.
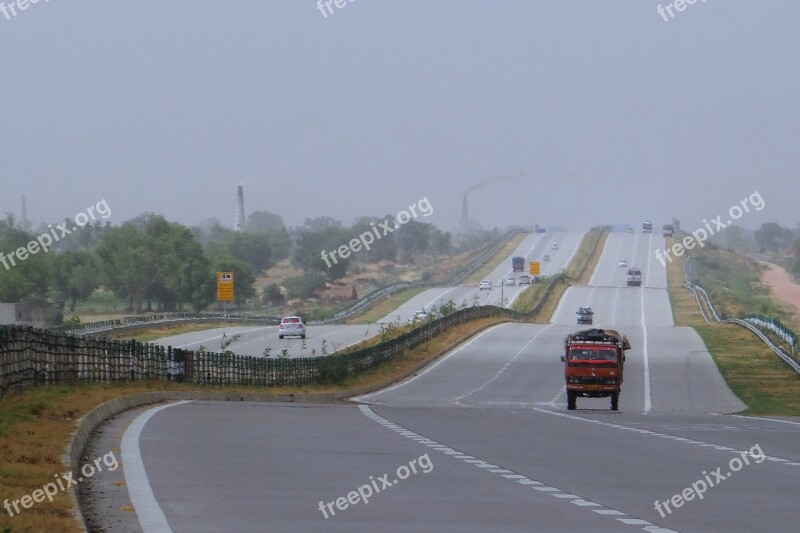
152, 232, 584, 358
85, 230, 799, 532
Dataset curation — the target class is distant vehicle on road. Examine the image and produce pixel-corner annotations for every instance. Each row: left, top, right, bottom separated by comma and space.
642, 220, 653, 233
518, 274, 532, 285
512, 256, 525, 272
663, 224, 674, 237
576, 307, 594, 325
411, 311, 429, 323
278, 316, 306, 339
626, 226, 634, 233
551, 243, 559, 250
504, 276, 516, 286
479, 280, 492, 290
618, 259, 627, 268
543, 255, 550, 262
561, 328, 630, 411
626, 267, 642, 287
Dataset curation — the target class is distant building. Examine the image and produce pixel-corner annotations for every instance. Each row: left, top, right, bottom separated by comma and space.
0, 303, 45, 327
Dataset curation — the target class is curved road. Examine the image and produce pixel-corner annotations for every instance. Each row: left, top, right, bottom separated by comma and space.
82, 230, 800, 532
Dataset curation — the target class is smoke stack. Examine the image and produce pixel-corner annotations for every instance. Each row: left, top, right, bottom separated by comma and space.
459, 191, 469, 233
20, 194, 30, 231
234, 186, 245, 232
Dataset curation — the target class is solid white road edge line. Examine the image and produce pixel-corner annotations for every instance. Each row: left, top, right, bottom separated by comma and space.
122, 400, 192, 533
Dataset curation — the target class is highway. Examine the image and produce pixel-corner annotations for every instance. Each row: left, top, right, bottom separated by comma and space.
152, 232, 584, 358
83, 230, 800, 532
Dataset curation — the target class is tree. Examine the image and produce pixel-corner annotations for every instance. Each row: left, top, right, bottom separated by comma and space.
0, 214, 53, 302
395, 220, 430, 262
262, 283, 284, 306
52, 251, 100, 311
351, 216, 396, 263
754, 223, 793, 253
225, 232, 272, 273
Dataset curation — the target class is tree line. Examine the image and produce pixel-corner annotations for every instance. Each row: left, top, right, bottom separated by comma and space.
0, 208, 477, 322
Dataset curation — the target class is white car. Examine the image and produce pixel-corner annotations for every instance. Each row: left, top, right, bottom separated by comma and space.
479, 280, 492, 290
618, 259, 627, 267
504, 276, 516, 286
278, 316, 306, 339
411, 311, 429, 323
551, 243, 559, 250
518, 274, 532, 285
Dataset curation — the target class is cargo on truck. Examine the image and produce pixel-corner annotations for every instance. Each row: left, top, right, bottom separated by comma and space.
561, 328, 630, 411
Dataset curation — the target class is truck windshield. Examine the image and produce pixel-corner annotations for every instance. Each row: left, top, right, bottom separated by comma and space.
569, 348, 617, 361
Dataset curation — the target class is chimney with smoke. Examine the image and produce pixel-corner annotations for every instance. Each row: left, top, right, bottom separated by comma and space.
234, 186, 245, 232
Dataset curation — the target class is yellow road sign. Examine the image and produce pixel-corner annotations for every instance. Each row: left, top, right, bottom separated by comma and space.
530, 261, 540, 276
217, 272, 234, 302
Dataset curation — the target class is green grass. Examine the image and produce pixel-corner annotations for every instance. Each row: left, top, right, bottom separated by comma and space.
664, 241, 800, 415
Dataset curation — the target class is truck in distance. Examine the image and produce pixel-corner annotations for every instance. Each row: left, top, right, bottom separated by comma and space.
662, 224, 674, 236
561, 328, 630, 411
512, 256, 525, 272
626, 267, 641, 287
642, 220, 653, 233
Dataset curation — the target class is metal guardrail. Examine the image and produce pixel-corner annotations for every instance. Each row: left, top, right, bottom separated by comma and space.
728, 318, 800, 374
684, 256, 800, 374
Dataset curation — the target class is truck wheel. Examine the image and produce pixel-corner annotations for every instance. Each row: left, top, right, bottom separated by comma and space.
567, 391, 577, 410
611, 392, 619, 411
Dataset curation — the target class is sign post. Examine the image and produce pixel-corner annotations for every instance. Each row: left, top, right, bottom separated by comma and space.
217, 272, 234, 316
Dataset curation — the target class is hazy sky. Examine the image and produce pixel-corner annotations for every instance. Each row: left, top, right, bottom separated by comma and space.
1, 1, 798, 234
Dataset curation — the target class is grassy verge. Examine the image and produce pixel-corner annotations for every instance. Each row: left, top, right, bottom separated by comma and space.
665, 243, 800, 415
462, 232, 528, 286
0, 316, 506, 532
103, 321, 254, 343
345, 286, 427, 325
696, 324, 800, 415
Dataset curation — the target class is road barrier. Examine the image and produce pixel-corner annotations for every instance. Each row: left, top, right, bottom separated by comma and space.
0, 305, 523, 398
683, 257, 799, 374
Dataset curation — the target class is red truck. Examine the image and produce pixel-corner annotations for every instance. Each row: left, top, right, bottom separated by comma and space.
561, 328, 630, 411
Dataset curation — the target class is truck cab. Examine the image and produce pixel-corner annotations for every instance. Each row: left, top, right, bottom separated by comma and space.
561, 328, 630, 411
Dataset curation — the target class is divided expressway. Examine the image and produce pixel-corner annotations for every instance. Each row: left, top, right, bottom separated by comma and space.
83, 231, 800, 532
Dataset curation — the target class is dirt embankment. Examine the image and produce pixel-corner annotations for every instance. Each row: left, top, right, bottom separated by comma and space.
761, 262, 800, 312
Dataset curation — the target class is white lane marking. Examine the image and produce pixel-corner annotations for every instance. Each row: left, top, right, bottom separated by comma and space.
454, 324, 554, 404
359, 405, 667, 532
351, 326, 500, 403
533, 407, 800, 465
122, 401, 191, 532
731, 414, 800, 427
642, 232, 653, 414
172, 327, 270, 349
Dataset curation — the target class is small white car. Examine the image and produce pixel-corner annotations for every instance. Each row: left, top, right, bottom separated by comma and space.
479, 280, 492, 290
618, 259, 627, 267
518, 274, 532, 285
411, 311, 429, 323
551, 243, 559, 250
504, 276, 516, 286
278, 316, 306, 339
